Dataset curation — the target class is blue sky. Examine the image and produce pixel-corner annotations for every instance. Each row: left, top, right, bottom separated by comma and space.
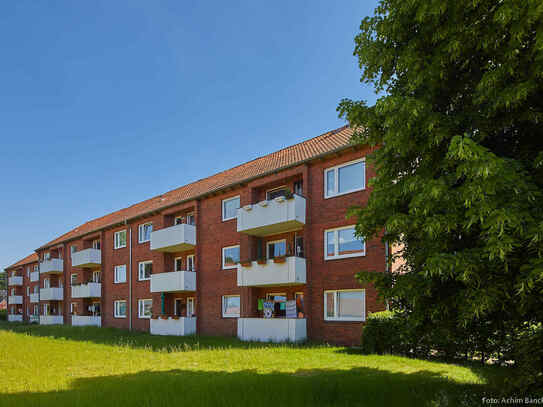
0, 0, 379, 269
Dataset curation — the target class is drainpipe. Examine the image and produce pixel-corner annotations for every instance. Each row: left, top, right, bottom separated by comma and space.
128, 224, 132, 331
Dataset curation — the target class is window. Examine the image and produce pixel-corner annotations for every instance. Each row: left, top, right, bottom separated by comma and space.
92, 239, 101, 250
222, 295, 240, 318
222, 196, 240, 221
114, 300, 127, 318
43, 252, 51, 261
174, 216, 183, 225
33, 265, 38, 273
33, 305, 39, 316
114, 265, 126, 283
267, 239, 287, 259
266, 186, 287, 200
174, 257, 183, 272
186, 254, 195, 272
92, 271, 101, 283
10, 288, 14, 296
33, 286, 38, 294
26, 287, 29, 296
295, 292, 304, 317
222, 245, 240, 270
114, 230, 127, 249
325, 225, 365, 260
70, 303, 77, 315
324, 289, 365, 321
26, 267, 30, 278
138, 222, 153, 243
71, 273, 78, 285
324, 158, 365, 198
43, 303, 50, 315
70, 246, 77, 258
294, 180, 303, 195
187, 297, 195, 317
138, 261, 152, 281
266, 293, 287, 318
43, 278, 50, 289
138, 299, 152, 319
186, 213, 195, 226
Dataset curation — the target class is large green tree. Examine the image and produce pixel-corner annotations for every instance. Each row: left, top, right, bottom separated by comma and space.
339, 0, 543, 388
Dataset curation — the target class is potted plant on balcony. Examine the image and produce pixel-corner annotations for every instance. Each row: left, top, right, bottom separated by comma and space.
256, 257, 267, 265
160, 315, 169, 320
240, 259, 252, 267
172, 315, 179, 320
273, 256, 287, 264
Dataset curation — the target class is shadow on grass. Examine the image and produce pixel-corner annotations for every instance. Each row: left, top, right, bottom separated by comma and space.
0, 367, 489, 407
0, 321, 316, 351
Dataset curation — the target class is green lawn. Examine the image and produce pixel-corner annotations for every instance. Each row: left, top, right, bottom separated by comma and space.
0, 322, 506, 407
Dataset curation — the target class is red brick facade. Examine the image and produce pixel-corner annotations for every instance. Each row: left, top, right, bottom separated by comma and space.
5, 128, 387, 346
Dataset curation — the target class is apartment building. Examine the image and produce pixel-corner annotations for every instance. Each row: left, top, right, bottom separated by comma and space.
4, 253, 40, 323
5, 126, 387, 345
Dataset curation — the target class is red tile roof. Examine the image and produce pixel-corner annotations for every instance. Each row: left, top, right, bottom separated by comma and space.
38, 125, 354, 250
5, 253, 39, 271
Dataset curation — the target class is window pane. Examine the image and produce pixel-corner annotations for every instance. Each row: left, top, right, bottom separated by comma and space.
338, 228, 364, 256
326, 231, 336, 257
326, 170, 335, 196
338, 161, 364, 194
267, 188, 287, 200
268, 241, 286, 258
175, 258, 183, 271
326, 292, 335, 318
119, 302, 126, 316
338, 291, 364, 319
224, 296, 240, 315
223, 197, 240, 219
143, 300, 152, 316
223, 247, 240, 267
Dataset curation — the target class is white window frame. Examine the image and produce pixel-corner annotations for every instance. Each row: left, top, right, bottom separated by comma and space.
114, 265, 126, 283
186, 212, 195, 226
92, 239, 101, 250
222, 245, 240, 270
186, 254, 195, 272
174, 257, 183, 272
43, 278, 50, 289
43, 303, 50, 316
138, 299, 152, 319
266, 185, 287, 200
92, 270, 101, 283
324, 225, 366, 260
187, 297, 195, 317
114, 300, 127, 318
70, 302, 77, 314
114, 230, 127, 249
138, 222, 153, 243
222, 195, 240, 221
266, 239, 287, 259
222, 295, 240, 318
26, 286, 30, 296
33, 265, 38, 273
71, 273, 78, 285
324, 289, 366, 322
324, 157, 366, 199
138, 261, 152, 281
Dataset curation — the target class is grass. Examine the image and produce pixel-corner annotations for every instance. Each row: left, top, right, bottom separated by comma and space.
0, 322, 507, 407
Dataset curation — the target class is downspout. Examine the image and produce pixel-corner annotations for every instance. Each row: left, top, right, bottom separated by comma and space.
128, 223, 132, 331
384, 240, 390, 311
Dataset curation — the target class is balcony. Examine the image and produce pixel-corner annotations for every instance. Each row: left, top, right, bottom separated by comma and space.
150, 224, 196, 252
237, 195, 306, 236
30, 271, 39, 282
150, 317, 196, 336
40, 315, 63, 325
237, 256, 306, 287
29, 315, 39, 323
237, 318, 307, 343
40, 287, 63, 301
150, 271, 196, 293
40, 258, 63, 274
8, 314, 23, 322
72, 315, 101, 327
8, 276, 23, 286
30, 293, 39, 303
72, 248, 101, 268
8, 295, 22, 305
71, 282, 101, 298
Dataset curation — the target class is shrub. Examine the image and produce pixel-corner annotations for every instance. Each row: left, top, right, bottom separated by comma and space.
0, 310, 6, 321
361, 311, 406, 354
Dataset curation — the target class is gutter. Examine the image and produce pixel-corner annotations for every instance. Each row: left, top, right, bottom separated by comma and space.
36, 139, 360, 251
129, 224, 132, 331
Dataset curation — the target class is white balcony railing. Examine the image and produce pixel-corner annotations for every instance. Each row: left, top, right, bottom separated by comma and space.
238, 318, 307, 343
237, 195, 306, 236
150, 271, 196, 293
8, 276, 23, 286
150, 224, 196, 252
71, 282, 101, 298
237, 256, 306, 287
40, 315, 63, 325
72, 315, 101, 327
8, 314, 23, 322
150, 317, 196, 336
40, 258, 63, 274
71, 248, 101, 268
30, 293, 39, 303
30, 271, 39, 282
40, 287, 63, 301
8, 295, 22, 305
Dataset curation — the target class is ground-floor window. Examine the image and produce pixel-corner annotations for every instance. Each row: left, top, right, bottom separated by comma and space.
138, 299, 152, 318
70, 302, 78, 315
324, 289, 365, 321
114, 300, 127, 318
295, 292, 304, 318
222, 295, 240, 318
92, 302, 101, 316
265, 293, 286, 318
187, 297, 195, 317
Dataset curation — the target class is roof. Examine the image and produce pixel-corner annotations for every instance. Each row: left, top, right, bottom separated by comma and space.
5, 253, 39, 271
38, 125, 354, 250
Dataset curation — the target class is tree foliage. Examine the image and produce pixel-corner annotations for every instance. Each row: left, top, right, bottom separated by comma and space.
339, 0, 543, 392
